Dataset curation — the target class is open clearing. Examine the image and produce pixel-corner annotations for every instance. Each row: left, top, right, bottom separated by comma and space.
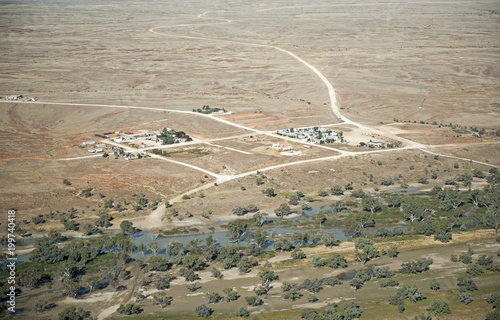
0, 0, 499, 319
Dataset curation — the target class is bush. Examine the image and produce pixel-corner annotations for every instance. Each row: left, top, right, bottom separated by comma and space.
478, 255, 494, 266
466, 264, 484, 276
58, 306, 92, 320
235, 307, 250, 317
427, 300, 451, 315
399, 258, 433, 274
291, 248, 307, 260
32, 214, 46, 225
380, 178, 394, 186
303, 278, 323, 293
283, 289, 303, 301
262, 188, 277, 197
308, 294, 318, 302
117, 304, 142, 315
35, 300, 55, 313
258, 269, 279, 283
380, 279, 399, 287
388, 246, 399, 258
373, 267, 395, 279
344, 302, 363, 320
245, 296, 263, 306
457, 276, 478, 292
313, 253, 347, 269
301, 308, 320, 320
238, 256, 258, 273
430, 279, 440, 291
459, 292, 473, 305
255, 284, 271, 296
195, 304, 213, 317
211, 268, 223, 279
459, 253, 473, 264
206, 292, 223, 304
186, 283, 201, 292
486, 310, 500, 320
434, 230, 452, 243
487, 292, 500, 309
153, 293, 173, 308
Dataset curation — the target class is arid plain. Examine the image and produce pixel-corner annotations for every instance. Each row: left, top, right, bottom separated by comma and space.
0, 0, 499, 319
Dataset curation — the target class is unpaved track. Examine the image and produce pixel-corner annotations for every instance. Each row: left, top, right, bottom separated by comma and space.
2, 10, 497, 233
150, 13, 424, 149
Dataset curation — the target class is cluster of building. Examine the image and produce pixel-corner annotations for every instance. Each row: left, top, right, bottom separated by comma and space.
267, 143, 294, 152
276, 127, 341, 144
365, 140, 384, 148
2, 95, 37, 101
82, 141, 108, 153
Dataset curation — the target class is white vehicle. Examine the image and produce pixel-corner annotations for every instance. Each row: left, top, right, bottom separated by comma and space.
88, 149, 96, 153
303, 145, 311, 149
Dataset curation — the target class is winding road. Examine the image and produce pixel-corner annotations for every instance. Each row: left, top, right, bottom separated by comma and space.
2, 10, 497, 235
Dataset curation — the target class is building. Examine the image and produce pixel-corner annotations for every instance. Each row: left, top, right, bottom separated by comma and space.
83, 141, 96, 146
6, 95, 22, 100
367, 140, 383, 148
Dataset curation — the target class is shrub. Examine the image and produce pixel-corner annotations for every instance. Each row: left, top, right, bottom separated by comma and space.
195, 304, 213, 317
291, 248, 307, 260
258, 269, 278, 283
344, 302, 363, 320
457, 276, 478, 292
380, 178, 394, 186
238, 256, 258, 273
459, 292, 473, 305
388, 246, 399, 258
206, 292, 223, 304
245, 296, 263, 306
487, 292, 500, 309
466, 264, 484, 276
459, 253, 473, 264
262, 188, 277, 197
380, 279, 399, 287
283, 289, 303, 301
399, 257, 433, 274
186, 283, 201, 292
486, 310, 500, 320
301, 308, 319, 319
478, 255, 494, 266
35, 300, 55, 313
427, 300, 451, 315
223, 288, 240, 302
211, 268, 223, 279
117, 304, 142, 315
313, 253, 347, 269
430, 279, 440, 291
373, 266, 395, 279
58, 306, 92, 320
235, 307, 250, 317
153, 293, 173, 308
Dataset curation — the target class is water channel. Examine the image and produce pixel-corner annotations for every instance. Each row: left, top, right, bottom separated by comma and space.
12, 204, 407, 263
